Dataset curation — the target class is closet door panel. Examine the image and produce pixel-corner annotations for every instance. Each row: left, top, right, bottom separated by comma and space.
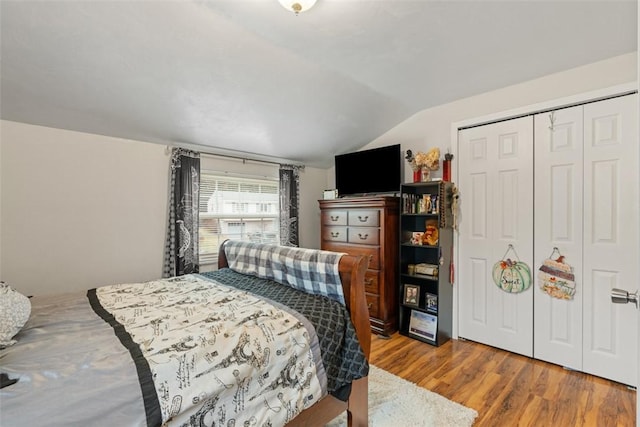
462, 142, 492, 335
468, 172, 489, 327
582, 94, 638, 387
458, 116, 534, 357
533, 106, 584, 370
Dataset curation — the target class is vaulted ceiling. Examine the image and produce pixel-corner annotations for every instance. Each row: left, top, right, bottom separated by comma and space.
1, 1, 637, 167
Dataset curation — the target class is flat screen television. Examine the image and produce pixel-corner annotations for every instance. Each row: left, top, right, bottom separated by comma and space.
335, 144, 402, 197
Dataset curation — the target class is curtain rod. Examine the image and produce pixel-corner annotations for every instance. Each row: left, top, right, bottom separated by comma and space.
166, 144, 305, 169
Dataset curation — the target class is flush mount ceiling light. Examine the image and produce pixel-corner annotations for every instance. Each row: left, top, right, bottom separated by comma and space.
278, 0, 317, 14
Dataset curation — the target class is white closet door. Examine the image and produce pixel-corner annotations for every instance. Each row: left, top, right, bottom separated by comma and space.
533, 106, 584, 370
582, 94, 638, 387
458, 116, 534, 357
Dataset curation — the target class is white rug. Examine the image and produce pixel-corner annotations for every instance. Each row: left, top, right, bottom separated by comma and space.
326, 365, 478, 427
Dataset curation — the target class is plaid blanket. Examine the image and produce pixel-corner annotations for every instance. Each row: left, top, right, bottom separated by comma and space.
222, 240, 347, 305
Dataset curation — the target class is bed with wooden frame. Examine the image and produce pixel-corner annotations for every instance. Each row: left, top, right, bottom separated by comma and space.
1, 241, 371, 427
217, 242, 372, 427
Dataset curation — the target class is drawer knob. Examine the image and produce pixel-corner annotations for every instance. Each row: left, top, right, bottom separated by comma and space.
331, 231, 340, 238
368, 303, 373, 309
330, 215, 340, 222
357, 233, 369, 240
364, 278, 373, 285
358, 215, 369, 222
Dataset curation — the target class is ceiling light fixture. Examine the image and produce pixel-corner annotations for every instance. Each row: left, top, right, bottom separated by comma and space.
278, 0, 317, 15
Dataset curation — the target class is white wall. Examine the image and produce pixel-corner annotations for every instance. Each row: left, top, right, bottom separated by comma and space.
0, 122, 327, 295
357, 52, 638, 183
636, 10, 639, 426
297, 166, 328, 249
0, 121, 170, 295
0, 123, 3, 281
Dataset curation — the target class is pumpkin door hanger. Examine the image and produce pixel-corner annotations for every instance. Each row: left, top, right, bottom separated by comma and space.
492, 244, 532, 293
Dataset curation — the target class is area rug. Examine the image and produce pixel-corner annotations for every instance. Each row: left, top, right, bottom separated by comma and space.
326, 365, 478, 427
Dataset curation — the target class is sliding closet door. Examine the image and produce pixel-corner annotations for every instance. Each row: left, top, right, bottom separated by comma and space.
458, 116, 534, 357
582, 94, 638, 387
533, 106, 584, 370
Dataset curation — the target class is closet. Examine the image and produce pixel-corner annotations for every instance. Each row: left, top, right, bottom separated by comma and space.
457, 93, 638, 387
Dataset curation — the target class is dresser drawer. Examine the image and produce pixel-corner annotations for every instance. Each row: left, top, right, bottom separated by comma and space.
321, 243, 380, 270
366, 294, 379, 318
364, 270, 380, 294
322, 226, 347, 242
348, 210, 379, 227
348, 227, 379, 245
322, 210, 348, 226
319, 196, 399, 337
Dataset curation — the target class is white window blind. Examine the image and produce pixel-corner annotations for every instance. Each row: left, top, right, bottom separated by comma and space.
199, 173, 279, 265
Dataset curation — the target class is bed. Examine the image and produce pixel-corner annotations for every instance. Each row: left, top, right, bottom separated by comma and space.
0, 240, 371, 427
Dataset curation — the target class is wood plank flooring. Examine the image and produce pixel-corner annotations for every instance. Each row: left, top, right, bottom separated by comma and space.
369, 333, 636, 426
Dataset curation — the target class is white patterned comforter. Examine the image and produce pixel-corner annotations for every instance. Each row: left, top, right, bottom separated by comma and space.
1, 274, 330, 427
95, 274, 326, 426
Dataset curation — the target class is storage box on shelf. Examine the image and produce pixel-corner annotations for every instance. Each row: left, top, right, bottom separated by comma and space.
399, 181, 454, 346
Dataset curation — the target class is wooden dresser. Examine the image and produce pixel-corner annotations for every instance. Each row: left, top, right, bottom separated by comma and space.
319, 196, 399, 336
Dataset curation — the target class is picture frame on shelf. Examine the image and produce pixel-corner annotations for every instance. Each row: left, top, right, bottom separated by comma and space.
403, 284, 419, 307
408, 309, 437, 341
425, 292, 438, 312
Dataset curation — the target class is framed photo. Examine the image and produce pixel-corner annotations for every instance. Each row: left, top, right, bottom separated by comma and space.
408, 309, 437, 341
403, 284, 419, 307
425, 292, 438, 312
323, 189, 338, 200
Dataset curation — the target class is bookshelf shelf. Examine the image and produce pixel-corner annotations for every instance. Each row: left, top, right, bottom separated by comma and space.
398, 181, 454, 346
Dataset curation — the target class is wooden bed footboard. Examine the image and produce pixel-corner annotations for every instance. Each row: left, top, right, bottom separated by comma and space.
217, 242, 371, 427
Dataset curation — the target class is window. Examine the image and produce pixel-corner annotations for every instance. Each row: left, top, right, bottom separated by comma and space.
199, 173, 279, 265
230, 202, 248, 213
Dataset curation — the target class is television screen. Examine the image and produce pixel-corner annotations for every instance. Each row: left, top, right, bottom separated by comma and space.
335, 144, 401, 196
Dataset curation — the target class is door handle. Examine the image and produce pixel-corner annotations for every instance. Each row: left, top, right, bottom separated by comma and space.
610, 288, 639, 308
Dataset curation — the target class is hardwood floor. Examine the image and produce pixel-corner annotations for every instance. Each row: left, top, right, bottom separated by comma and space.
369, 333, 636, 426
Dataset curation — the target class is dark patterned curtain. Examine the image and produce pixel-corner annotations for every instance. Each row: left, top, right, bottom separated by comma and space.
279, 164, 301, 247
163, 148, 200, 277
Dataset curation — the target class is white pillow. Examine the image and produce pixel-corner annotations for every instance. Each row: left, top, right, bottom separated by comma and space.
0, 282, 31, 348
